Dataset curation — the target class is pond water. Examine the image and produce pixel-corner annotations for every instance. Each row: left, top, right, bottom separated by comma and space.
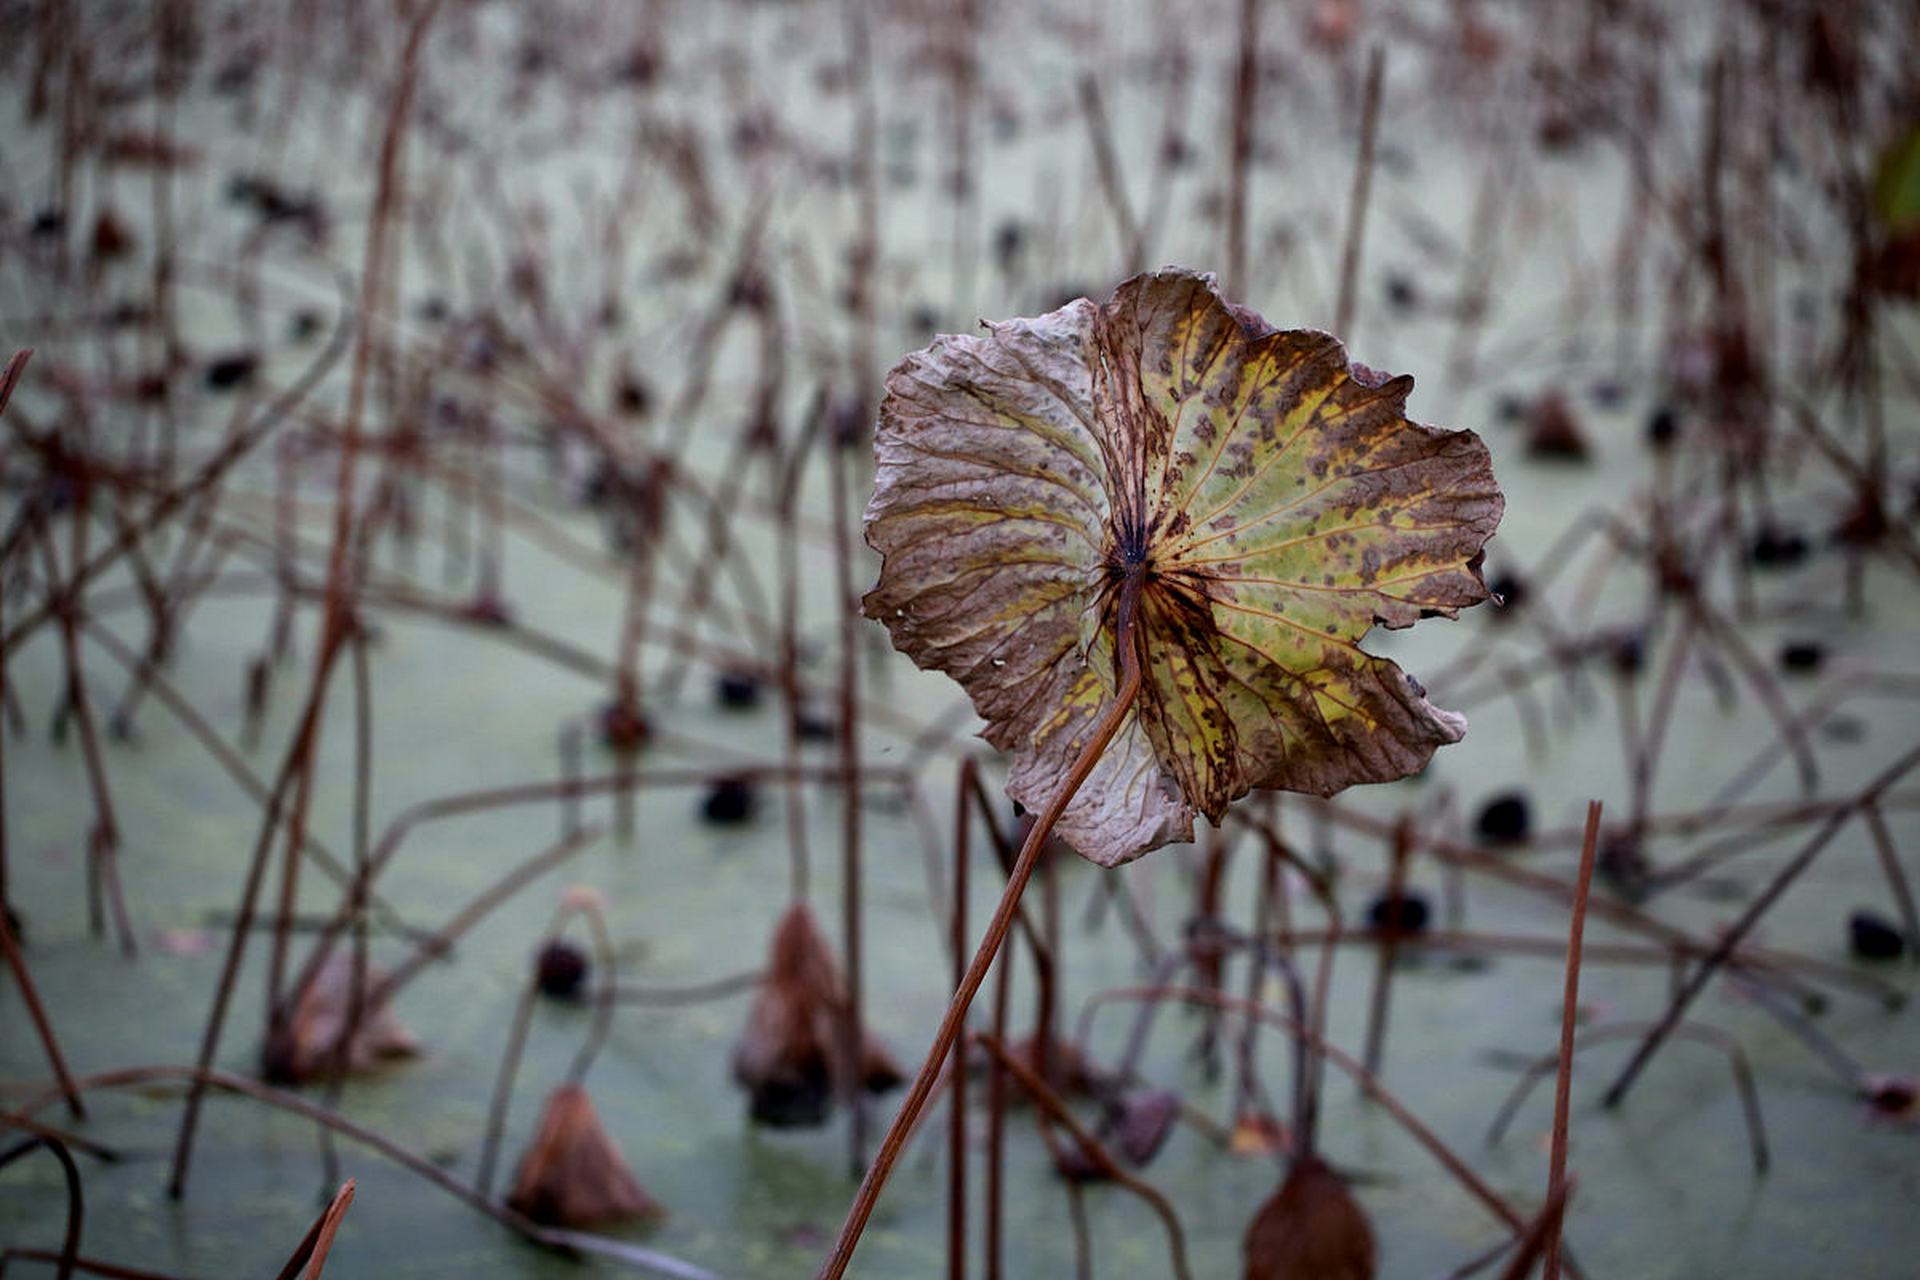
2, 2, 1917, 1277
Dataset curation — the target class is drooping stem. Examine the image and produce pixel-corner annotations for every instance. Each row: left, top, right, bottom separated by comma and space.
815, 569, 1149, 1280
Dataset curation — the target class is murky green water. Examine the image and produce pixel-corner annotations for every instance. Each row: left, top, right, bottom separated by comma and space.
3, 1, 1917, 1277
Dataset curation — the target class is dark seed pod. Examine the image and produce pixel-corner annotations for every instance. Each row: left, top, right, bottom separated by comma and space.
1750, 524, 1809, 569
1607, 628, 1647, 677
1366, 890, 1430, 935
205, 351, 260, 391
794, 709, 835, 742
1778, 641, 1824, 674
1645, 404, 1680, 448
1597, 836, 1653, 904
536, 939, 590, 1000
1525, 391, 1590, 461
1383, 272, 1418, 312
1474, 792, 1531, 846
1850, 911, 1905, 962
715, 670, 761, 711
702, 774, 756, 825
1864, 1076, 1916, 1120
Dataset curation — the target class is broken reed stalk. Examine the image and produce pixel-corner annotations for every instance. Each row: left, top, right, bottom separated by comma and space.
76, 618, 421, 940
1545, 801, 1602, 1280
272, 1178, 355, 1280
816, 568, 1149, 1280
1193, 826, 1231, 1077
1333, 45, 1386, 338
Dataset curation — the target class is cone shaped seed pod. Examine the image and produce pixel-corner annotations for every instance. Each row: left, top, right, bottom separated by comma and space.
1243, 1154, 1377, 1280
731, 902, 903, 1127
262, 952, 420, 1084
506, 1084, 663, 1227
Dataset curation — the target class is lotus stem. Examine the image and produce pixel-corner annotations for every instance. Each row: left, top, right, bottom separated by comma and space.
816, 568, 1148, 1280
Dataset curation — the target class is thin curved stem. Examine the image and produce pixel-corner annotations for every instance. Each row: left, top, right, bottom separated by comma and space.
16, 1068, 714, 1280
815, 569, 1148, 1280
973, 1032, 1193, 1280
0, 1132, 81, 1280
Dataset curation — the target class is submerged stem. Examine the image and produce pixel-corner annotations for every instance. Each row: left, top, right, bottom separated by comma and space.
816, 569, 1149, 1280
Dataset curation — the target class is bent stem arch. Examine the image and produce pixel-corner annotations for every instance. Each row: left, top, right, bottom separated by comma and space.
816, 568, 1149, 1280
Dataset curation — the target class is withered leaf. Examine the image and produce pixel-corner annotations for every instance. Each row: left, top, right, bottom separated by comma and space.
865, 268, 1502, 866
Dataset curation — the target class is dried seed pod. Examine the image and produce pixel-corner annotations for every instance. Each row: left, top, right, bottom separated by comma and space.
1243, 1155, 1376, 1280
536, 939, 590, 1000
1849, 911, 1905, 961
731, 903, 902, 1127
702, 774, 757, 825
1524, 390, 1590, 461
261, 953, 420, 1084
506, 1084, 663, 1227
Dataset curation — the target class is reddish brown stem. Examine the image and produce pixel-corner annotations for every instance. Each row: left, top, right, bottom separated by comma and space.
972, 1032, 1193, 1280
1545, 801, 1603, 1280
947, 761, 972, 1280
0, 911, 84, 1119
816, 569, 1148, 1280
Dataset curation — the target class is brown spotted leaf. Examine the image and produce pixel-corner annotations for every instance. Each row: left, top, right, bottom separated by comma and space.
864, 268, 1502, 866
